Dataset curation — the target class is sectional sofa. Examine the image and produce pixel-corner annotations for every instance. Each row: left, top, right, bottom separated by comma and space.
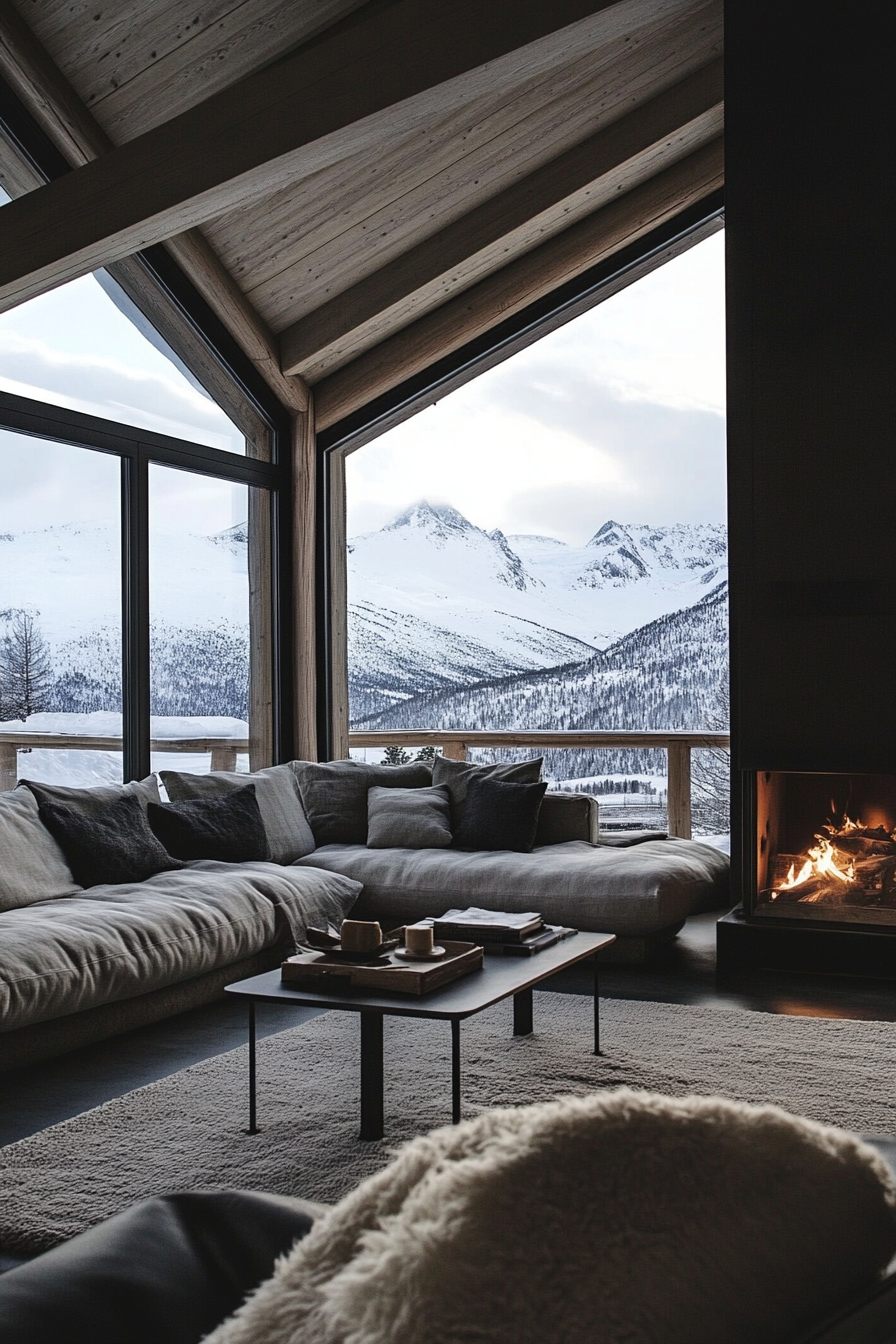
0, 758, 729, 1070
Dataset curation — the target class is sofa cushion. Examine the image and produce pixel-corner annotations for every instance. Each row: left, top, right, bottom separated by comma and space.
294, 838, 730, 937
202, 1092, 896, 1344
432, 755, 543, 827
533, 790, 598, 846
23, 775, 161, 815
0, 862, 361, 1033
37, 793, 182, 888
366, 785, 452, 850
452, 775, 547, 853
0, 789, 81, 912
291, 759, 432, 846
148, 787, 270, 862
160, 765, 315, 863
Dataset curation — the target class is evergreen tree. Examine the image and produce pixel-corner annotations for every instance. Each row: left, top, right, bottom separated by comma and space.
382, 744, 412, 765
0, 612, 54, 721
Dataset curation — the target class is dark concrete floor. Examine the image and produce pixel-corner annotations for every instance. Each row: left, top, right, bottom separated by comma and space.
3, 910, 896, 1270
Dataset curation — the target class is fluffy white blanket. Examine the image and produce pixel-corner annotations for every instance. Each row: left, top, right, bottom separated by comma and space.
203, 1089, 896, 1344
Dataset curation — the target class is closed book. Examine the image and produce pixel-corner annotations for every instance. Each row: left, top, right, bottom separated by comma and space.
434, 918, 544, 945
487, 925, 577, 956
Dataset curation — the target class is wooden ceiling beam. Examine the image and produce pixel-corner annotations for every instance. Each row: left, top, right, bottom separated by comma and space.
0, 0, 309, 411
314, 136, 724, 429
280, 58, 723, 378
0, 0, 656, 313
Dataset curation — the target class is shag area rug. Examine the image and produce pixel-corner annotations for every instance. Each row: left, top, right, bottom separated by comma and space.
3, 993, 896, 1254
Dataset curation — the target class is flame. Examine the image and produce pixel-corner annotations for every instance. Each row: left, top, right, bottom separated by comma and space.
778, 835, 855, 890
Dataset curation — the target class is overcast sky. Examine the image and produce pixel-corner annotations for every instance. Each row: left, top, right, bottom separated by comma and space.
1, 179, 725, 544
345, 231, 726, 544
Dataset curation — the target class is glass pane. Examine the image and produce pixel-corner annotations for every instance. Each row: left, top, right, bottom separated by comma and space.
345, 232, 728, 840
148, 466, 270, 778
0, 429, 123, 787
0, 189, 244, 455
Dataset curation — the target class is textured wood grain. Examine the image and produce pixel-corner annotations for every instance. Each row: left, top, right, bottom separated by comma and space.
213, 0, 720, 328
0, 1, 309, 411
328, 449, 350, 762
293, 400, 319, 761
314, 138, 724, 427
281, 59, 723, 377
0, 0, 635, 309
12, 0, 367, 143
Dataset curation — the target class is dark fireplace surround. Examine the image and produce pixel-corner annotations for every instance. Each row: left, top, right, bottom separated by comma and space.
718, 5, 895, 976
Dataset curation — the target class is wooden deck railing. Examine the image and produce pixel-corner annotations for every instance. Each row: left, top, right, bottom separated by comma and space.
348, 730, 730, 839
0, 733, 249, 792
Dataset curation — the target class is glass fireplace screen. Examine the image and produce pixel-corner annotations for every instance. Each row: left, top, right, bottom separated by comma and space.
756, 772, 896, 925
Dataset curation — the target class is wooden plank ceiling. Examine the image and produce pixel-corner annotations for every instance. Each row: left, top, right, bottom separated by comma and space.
0, 0, 723, 423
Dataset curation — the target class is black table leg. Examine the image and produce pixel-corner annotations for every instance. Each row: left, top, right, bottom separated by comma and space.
360, 1011, 384, 1141
247, 1000, 258, 1134
593, 953, 601, 1056
451, 1019, 461, 1123
513, 986, 534, 1036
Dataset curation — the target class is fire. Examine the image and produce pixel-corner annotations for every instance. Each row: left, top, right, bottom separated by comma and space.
778, 836, 855, 890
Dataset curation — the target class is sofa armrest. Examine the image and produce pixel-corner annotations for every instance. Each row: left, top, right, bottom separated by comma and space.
534, 791, 598, 846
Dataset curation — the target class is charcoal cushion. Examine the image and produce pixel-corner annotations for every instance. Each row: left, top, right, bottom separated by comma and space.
452, 775, 547, 853
0, 789, 81, 911
432, 755, 543, 828
160, 765, 315, 863
148, 787, 269, 863
291, 759, 432, 846
36, 793, 182, 888
366, 785, 452, 849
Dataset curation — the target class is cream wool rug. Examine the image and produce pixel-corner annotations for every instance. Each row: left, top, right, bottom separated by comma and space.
3, 992, 896, 1254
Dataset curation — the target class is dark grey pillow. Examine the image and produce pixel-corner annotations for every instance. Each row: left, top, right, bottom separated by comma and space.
432, 755, 543, 828
451, 775, 548, 853
147, 785, 270, 862
291, 759, 433, 846
160, 764, 315, 863
367, 785, 452, 849
36, 793, 182, 888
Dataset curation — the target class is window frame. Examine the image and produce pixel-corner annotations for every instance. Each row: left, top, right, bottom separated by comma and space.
0, 388, 290, 779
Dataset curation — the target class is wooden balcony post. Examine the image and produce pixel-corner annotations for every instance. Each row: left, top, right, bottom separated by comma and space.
0, 742, 18, 792
210, 745, 239, 771
442, 740, 468, 761
666, 740, 692, 839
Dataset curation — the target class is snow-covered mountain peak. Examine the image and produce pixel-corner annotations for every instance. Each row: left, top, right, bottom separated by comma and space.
384, 499, 474, 540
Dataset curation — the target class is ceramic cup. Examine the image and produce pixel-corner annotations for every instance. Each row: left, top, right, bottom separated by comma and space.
405, 922, 435, 956
340, 919, 382, 952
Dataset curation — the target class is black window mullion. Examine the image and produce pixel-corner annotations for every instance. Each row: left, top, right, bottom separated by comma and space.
121, 451, 151, 782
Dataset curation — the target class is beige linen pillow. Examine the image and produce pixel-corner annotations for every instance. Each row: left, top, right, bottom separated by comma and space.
0, 788, 81, 911
203, 1091, 896, 1344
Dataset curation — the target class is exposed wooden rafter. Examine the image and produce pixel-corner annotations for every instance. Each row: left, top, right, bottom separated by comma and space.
280, 58, 723, 379
314, 137, 724, 429
0, 0, 657, 313
0, 0, 309, 411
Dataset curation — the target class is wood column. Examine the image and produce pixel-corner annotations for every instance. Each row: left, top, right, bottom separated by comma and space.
293, 401, 318, 762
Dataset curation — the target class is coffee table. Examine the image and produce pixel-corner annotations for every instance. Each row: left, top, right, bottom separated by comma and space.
226, 930, 616, 1140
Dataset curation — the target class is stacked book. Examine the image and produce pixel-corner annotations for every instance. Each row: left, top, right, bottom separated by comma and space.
432, 908, 576, 956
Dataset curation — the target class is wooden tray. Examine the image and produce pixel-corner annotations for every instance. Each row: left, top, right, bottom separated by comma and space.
281, 940, 483, 995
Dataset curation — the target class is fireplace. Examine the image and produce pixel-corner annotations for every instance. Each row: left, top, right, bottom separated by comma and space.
754, 773, 896, 927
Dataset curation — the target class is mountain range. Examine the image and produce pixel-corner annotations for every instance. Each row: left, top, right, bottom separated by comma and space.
347, 501, 728, 732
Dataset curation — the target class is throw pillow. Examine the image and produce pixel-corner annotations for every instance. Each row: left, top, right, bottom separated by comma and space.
160, 764, 315, 863
452, 774, 547, 852
432, 754, 543, 827
366, 785, 452, 849
147, 786, 270, 862
291, 759, 432, 846
0, 788, 81, 911
201, 1091, 896, 1344
36, 793, 182, 889
23, 774, 161, 817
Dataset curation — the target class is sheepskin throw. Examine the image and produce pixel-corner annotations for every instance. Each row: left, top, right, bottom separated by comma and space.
202, 1089, 896, 1344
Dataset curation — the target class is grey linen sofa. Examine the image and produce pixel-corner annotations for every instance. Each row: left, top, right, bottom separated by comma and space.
0, 756, 729, 1071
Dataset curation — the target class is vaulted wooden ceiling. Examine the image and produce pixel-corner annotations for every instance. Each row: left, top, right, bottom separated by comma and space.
0, 0, 723, 427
